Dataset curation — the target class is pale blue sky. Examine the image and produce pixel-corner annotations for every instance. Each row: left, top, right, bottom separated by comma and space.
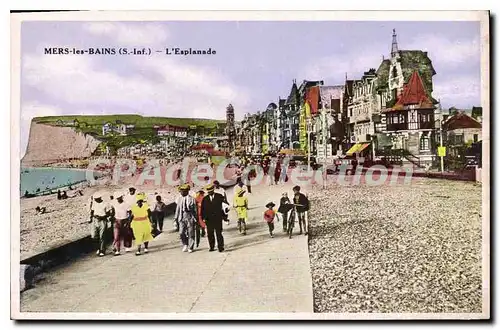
20, 20, 481, 153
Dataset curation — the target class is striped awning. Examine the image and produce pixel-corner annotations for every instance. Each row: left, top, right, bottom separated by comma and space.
357, 143, 371, 152
346, 143, 370, 156
346, 143, 362, 155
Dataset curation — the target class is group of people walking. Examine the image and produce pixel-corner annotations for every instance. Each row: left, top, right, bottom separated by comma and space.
89, 179, 311, 257
258, 185, 310, 239
174, 180, 229, 253
89, 187, 168, 256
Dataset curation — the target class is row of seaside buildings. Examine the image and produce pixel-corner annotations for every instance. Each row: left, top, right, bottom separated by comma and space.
230, 30, 483, 168
55, 30, 482, 168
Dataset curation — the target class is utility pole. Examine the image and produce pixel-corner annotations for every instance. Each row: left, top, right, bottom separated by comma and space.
371, 118, 377, 161
322, 107, 328, 189
438, 99, 444, 174
307, 118, 311, 172
440, 119, 444, 174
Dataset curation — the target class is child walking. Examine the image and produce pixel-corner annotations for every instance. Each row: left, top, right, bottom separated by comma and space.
264, 202, 278, 238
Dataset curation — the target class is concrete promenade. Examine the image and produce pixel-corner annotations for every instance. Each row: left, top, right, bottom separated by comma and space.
20, 183, 314, 314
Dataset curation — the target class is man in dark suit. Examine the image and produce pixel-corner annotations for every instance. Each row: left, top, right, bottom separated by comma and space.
201, 183, 225, 252
292, 185, 310, 235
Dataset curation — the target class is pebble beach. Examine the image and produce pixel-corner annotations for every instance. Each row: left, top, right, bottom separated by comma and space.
307, 177, 483, 313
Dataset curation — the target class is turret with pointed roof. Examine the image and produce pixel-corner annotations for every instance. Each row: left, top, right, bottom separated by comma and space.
390, 70, 434, 111
285, 80, 300, 106
391, 28, 399, 58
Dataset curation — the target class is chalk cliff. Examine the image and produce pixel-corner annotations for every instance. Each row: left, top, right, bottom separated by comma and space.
21, 122, 101, 166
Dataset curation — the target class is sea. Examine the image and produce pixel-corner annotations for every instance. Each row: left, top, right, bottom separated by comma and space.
20, 167, 96, 195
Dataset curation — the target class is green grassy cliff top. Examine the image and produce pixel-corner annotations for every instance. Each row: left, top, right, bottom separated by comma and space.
32, 114, 224, 128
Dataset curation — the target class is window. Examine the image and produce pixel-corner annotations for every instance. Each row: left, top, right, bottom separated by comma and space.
454, 134, 464, 145
419, 113, 430, 122
473, 134, 479, 142
392, 66, 397, 78
420, 136, 430, 150
393, 115, 399, 124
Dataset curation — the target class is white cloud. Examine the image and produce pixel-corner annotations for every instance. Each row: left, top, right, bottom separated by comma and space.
300, 51, 384, 84
83, 22, 169, 45
300, 33, 481, 109
406, 34, 480, 69
21, 22, 253, 156
22, 21, 252, 136
433, 75, 481, 109
23, 52, 251, 119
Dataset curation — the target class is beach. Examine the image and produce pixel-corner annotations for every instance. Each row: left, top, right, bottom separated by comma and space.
308, 177, 482, 313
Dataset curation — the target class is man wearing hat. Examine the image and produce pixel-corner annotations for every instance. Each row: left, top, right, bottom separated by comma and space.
111, 191, 131, 256
174, 184, 198, 253
214, 180, 231, 225
201, 183, 226, 252
89, 191, 112, 257
126, 187, 137, 207
292, 185, 310, 235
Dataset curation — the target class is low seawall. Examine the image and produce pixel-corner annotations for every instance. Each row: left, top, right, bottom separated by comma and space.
355, 167, 477, 182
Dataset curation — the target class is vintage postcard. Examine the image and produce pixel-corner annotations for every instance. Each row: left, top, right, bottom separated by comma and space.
10, 11, 490, 320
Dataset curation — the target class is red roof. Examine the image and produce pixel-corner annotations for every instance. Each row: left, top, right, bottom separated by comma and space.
305, 86, 320, 115
191, 143, 214, 150
443, 112, 482, 130
209, 150, 226, 156
392, 71, 433, 111
157, 124, 186, 131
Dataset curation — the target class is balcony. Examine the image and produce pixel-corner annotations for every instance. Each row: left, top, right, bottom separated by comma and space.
419, 121, 434, 130
386, 123, 408, 132
349, 113, 371, 124
357, 113, 370, 122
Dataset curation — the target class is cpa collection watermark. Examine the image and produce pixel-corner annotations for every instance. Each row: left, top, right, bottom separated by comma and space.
85, 156, 414, 188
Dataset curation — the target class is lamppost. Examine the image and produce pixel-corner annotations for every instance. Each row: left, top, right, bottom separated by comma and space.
321, 107, 328, 189
306, 118, 312, 172
439, 118, 444, 174
437, 99, 445, 174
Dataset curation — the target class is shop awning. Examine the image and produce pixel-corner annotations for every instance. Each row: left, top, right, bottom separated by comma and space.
358, 143, 371, 152
346, 143, 362, 155
346, 143, 370, 156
